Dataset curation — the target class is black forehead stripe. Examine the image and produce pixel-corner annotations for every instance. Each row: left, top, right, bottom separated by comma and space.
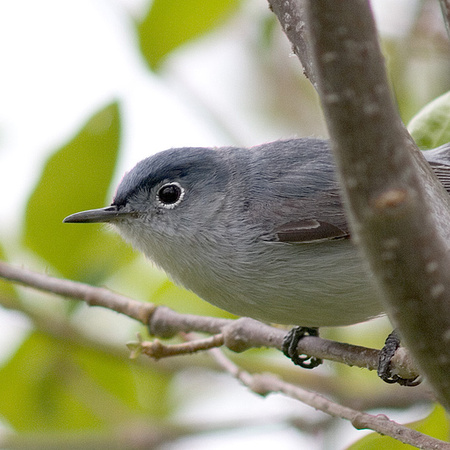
113, 168, 185, 206
113, 147, 229, 207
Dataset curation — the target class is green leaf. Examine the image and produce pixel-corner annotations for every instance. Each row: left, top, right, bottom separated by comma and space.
0, 331, 100, 431
23, 102, 135, 282
137, 0, 241, 69
0, 331, 172, 431
73, 339, 172, 420
348, 405, 449, 449
408, 90, 450, 150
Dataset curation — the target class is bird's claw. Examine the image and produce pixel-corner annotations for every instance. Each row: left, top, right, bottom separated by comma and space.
282, 326, 323, 369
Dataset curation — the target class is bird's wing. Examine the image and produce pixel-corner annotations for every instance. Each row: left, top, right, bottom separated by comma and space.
422, 143, 450, 193
428, 161, 450, 193
254, 140, 450, 245
245, 139, 350, 244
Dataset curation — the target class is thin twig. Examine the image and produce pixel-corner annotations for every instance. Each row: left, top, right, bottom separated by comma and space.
137, 333, 225, 359
208, 347, 450, 449
268, 0, 317, 86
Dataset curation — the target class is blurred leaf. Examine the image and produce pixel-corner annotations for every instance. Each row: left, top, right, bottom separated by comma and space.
23, 102, 135, 282
0, 331, 172, 431
73, 342, 172, 419
0, 331, 100, 431
260, 14, 279, 48
137, 0, 241, 69
348, 405, 449, 449
152, 278, 237, 319
408, 90, 450, 150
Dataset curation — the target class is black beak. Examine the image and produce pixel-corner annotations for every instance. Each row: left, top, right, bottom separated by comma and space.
63, 205, 129, 224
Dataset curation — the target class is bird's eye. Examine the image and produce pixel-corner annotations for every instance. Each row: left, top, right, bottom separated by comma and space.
157, 182, 185, 209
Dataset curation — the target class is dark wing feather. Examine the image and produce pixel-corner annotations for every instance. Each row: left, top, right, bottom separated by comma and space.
423, 143, 450, 194
428, 162, 450, 193
276, 219, 349, 243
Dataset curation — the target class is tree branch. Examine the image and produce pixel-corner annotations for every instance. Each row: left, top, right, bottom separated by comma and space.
439, 0, 450, 38
208, 347, 450, 449
1, 288, 430, 412
128, 332, 225, 359
0, 261, 420, 380
0, 260, 156, 325
301, 0, 450, 409
0, 261, 438, 447
268, 0, 317, 86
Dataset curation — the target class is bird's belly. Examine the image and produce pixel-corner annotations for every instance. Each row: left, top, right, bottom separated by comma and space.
176, 239, 384, 327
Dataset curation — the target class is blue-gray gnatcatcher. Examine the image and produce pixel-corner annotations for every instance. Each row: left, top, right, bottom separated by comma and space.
64, 138, 450, 326
63, 138, 450, 377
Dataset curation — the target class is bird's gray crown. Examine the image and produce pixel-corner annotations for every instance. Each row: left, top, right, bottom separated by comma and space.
112, 146, 230, 208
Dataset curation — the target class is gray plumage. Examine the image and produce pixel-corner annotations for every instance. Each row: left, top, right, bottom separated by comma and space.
64, 138, 450, 327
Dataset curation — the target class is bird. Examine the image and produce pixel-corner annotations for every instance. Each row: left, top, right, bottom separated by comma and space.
63, 138, 450, 379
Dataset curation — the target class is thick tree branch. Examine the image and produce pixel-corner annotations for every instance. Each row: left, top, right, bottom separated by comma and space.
0, 261, 419, 380
302, 0, 450, 409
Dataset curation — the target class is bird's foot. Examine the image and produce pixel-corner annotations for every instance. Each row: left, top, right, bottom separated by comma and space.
378, 330, 421, 386
282, 326, 323, 369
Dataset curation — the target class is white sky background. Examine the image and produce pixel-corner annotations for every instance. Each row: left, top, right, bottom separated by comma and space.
0, 0, 426, 448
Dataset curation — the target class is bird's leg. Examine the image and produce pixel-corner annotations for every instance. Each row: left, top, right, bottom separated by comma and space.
282, 326, 323, 369
378, 329, 421, 386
